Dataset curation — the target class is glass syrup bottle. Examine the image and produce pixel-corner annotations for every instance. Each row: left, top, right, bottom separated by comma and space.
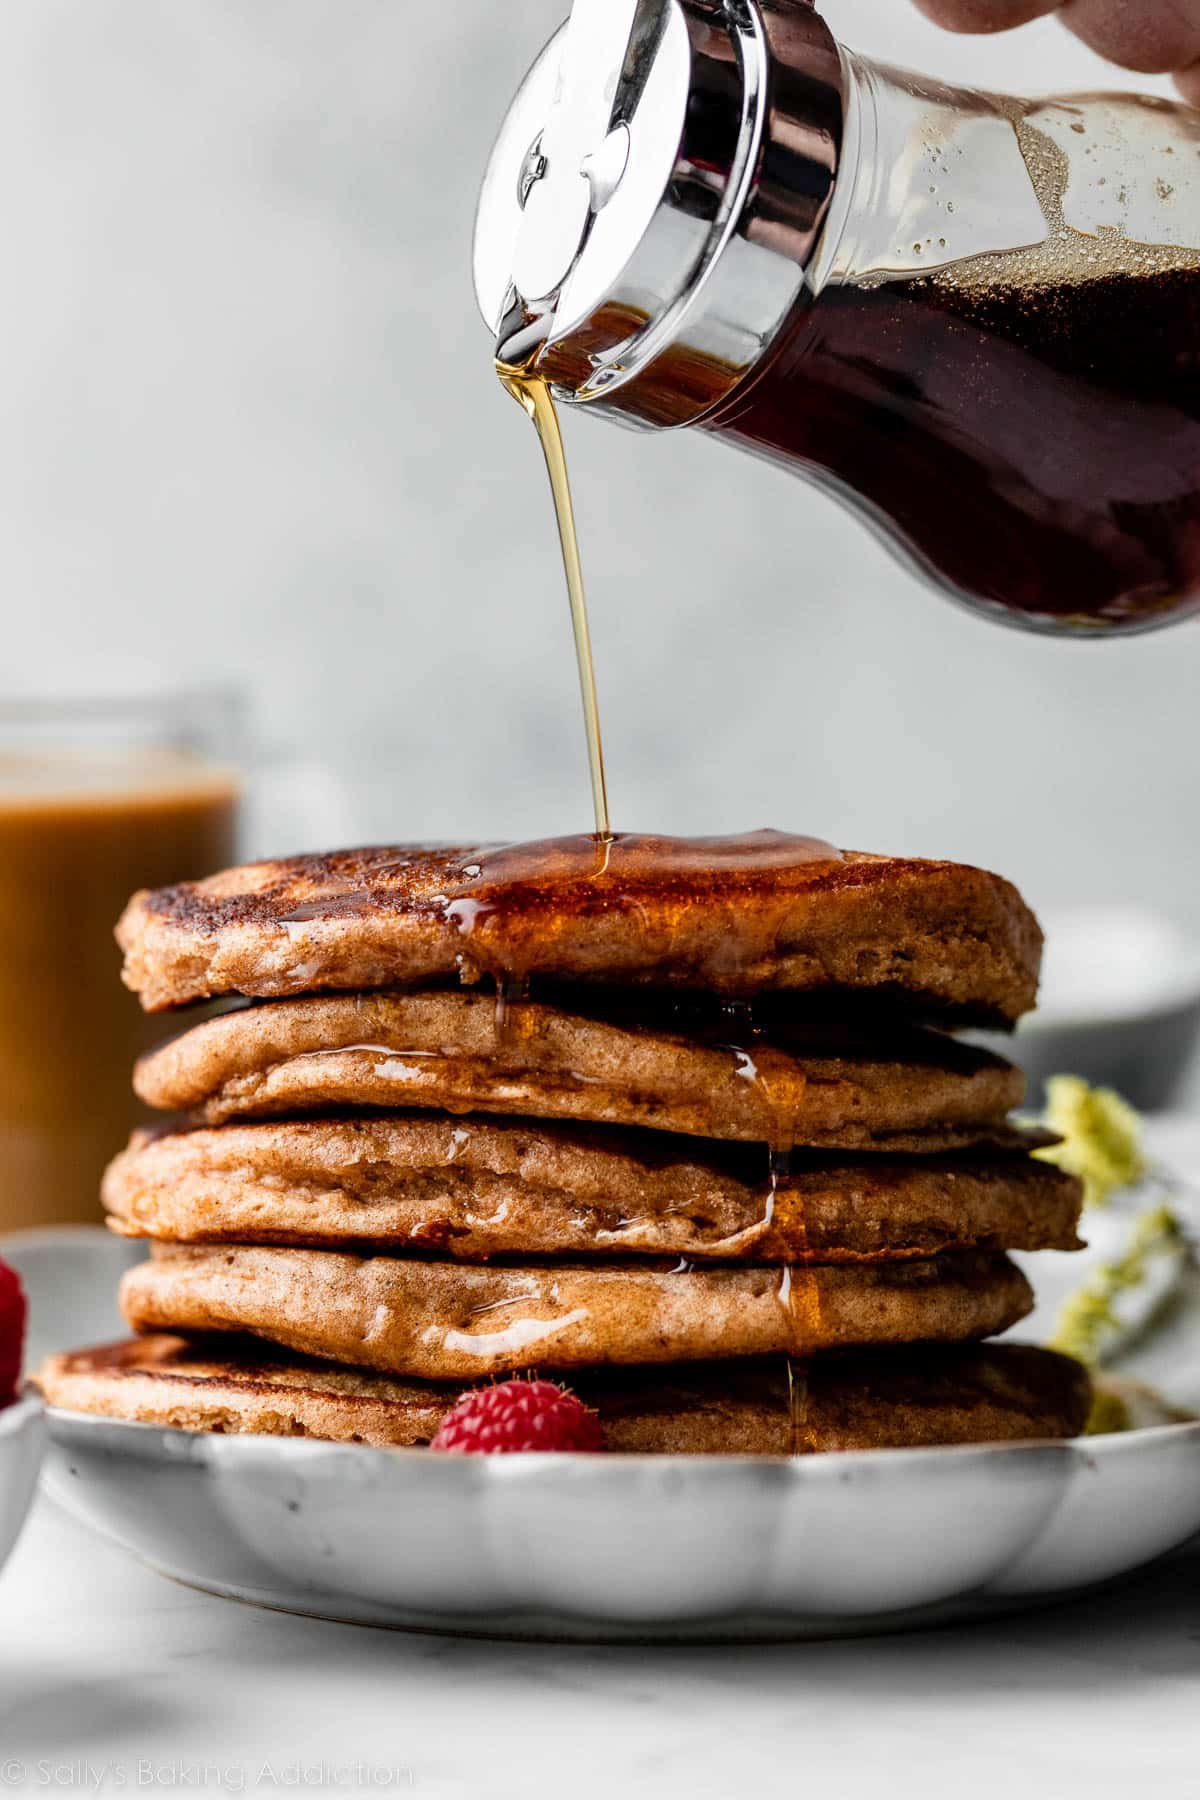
475, 0, 1200, 635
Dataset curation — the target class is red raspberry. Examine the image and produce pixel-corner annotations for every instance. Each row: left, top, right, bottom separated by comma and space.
0, 1259, 26, 1408
431, 1379, 604, 1455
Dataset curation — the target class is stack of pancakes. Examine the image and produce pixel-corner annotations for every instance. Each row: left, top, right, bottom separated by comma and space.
39, 835, 1091, 1452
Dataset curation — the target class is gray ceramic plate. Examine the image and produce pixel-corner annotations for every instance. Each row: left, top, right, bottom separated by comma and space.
39, 1392, 1200, 1641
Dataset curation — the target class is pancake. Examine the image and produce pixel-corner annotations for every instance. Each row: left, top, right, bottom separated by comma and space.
133, 990, 1026, 1149
104, 1118, 1084, 1263
36, 1336, 1091, 1453
118, 1244, 1033, 1379
116, 835, 1042, 1025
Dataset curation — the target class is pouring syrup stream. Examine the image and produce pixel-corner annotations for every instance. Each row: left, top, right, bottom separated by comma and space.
498, 361, 611, 842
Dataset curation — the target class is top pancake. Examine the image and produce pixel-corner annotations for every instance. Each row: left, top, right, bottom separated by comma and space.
116, 834, 1042, 1024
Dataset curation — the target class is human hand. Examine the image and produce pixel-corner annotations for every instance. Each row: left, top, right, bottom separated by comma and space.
913, 1, 1200, 103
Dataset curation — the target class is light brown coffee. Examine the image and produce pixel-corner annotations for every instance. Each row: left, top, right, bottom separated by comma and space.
0, 749, 237, 1228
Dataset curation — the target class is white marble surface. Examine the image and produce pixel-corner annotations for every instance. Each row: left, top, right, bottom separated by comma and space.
0, 1496, 1196, 1800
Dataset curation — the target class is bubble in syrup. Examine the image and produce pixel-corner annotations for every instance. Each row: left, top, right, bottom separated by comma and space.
441, 895, 491, 936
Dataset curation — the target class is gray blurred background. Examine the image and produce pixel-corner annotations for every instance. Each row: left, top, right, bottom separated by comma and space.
2, 0, 1197, 932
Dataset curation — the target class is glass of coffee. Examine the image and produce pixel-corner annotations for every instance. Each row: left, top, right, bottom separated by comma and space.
0, 690, 243, 1231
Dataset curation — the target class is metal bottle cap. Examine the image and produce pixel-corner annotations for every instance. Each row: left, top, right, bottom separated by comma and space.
473, 0, 845, 430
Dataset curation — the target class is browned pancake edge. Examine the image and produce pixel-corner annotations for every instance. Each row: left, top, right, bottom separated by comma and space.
117, 841, 1042, 1024
103, 1116, 1084, 1262
117, 1244, 1034, 1380
37, 1336, 1091, 1453
131, 991, 1027, 1148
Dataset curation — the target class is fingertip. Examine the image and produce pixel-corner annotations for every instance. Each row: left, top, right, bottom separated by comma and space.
1060, 0, 1200, 75
911, 0, 1058, 33
1175, 64, 1200, 106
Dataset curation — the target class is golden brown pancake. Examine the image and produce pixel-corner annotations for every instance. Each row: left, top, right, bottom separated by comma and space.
116, 835, 1042, 1025
37, 1336, 1091, 1453
104, 1117, 1084, 1263
133, 990, 1026, 1149
119, 1244, 1032, 1380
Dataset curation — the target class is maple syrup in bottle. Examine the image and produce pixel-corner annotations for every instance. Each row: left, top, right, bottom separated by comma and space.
475, 0, 1200, 635
704, 201, 1200, 632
